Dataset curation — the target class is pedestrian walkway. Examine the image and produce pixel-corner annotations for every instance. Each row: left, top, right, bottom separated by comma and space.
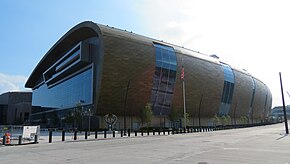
0, 123, 289, 163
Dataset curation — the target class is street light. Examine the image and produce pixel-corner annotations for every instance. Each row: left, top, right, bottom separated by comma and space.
88, 108, 91, 136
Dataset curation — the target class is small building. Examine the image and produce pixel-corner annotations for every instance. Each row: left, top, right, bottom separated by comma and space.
269, 106, 290, 122
0, 92, 32, 125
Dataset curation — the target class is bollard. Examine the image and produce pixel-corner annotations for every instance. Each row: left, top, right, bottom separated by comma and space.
158, 130, 160, 135
121, 130, 123, 137
95, 131, 98, 139
104, 130, 107, 138
34, 135, 38, 143
147, 130, 149, 136
153, 130, 155, 135
135, 131, 137, 137
172, 129, 174, 135
141, 130, 144, 136
85, 131, 88, 140
74, 130, 77, 140
2, 136, 6, 145
163, 129, 165, 135
168, 130, 170, 135
49, 130, 53, 143
18, 135, 22, 145
128, 129, 130, 137
113, 131, 115, 138
62, 130, 65, 141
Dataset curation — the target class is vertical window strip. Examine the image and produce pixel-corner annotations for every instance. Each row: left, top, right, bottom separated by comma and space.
219, 63, 235, 115
150, 43, 177, 115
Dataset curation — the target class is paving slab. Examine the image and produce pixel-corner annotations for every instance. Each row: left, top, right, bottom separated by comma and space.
0, 123, 290, 164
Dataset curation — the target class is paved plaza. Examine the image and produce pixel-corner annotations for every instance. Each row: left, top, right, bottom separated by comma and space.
1, 123, 290, 163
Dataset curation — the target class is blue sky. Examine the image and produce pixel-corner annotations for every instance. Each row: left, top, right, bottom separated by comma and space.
0, 0, 143, 76
1, 0, 290, 107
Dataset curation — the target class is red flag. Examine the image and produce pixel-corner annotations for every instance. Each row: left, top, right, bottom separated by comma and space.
181, 67, 184, 80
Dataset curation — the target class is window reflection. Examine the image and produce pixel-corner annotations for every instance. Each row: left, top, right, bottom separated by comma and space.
32, 68, 93, 115
219, 63, 235, 115
150, 43, 177, 115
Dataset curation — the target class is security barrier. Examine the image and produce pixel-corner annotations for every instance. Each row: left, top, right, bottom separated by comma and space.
5, 133, 10, 144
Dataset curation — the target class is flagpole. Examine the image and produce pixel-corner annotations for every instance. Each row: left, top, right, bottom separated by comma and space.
183, 77, 187, 128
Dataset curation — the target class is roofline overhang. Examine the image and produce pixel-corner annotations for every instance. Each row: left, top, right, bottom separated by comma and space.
25, 21, 102, 88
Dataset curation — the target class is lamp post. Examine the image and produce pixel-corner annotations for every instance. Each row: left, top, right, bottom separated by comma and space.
198, 94, 203, 128
88, 108, 91, 136
279, 72, 289, 134
159, 112, 162, 128
123, 80, 131, 136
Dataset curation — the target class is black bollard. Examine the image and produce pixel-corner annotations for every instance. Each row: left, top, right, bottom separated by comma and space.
34, 135, 38, 143
74, 130, 77, 140
121, 130, 123, 137
62, 130, 65, 141
104, 130, 107, 138
163, 129, 165, 135
153, 130, 155, 135
49, 130, 53, 143
158, 130, 160, 135
95, 131, 98, 139
141, 130, 144, 136
135, 131, 137, 137
168, 130, 170, 135
147, 130, 149, 136
172, 129, 174, 135
2, 136, 6, 145
18, 136, 22, 145
128, 129, 130, 137
113, 130, 115, 138
85, 131, 88, 140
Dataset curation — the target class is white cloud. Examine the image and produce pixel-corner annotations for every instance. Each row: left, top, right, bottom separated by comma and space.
0, 73, 31, 94
132, 0, 290, 107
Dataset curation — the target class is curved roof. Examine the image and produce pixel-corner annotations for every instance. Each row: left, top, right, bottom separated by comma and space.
25, 21, 102, 88
25, 21, 262, 88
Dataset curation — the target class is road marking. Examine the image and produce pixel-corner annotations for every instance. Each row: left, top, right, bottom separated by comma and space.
223, 147, 240, 150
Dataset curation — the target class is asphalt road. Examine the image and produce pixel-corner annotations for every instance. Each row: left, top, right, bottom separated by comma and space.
1, 123, 290, 164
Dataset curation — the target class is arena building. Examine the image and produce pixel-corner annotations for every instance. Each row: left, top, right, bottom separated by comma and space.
25, 21, 272, 129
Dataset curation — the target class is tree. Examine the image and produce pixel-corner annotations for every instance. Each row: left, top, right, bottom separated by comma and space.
64, 111, 75, 126
169, 107, 181, 122
220, 115, 231, 126
50, 113, 60, 127
140, 103, 153, 127
213, 114, 221, 126
225, 115, 231, 125
64, 103, 83, 129
240, 116, 248, 124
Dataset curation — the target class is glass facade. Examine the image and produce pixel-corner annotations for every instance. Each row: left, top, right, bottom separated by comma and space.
248, 76, 256, 120
150, 43, 177, 115
32, 67, 93, 114
218, 63, 235, 115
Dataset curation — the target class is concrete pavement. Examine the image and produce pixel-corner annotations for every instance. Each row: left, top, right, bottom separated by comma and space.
0, 123, 290, 163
